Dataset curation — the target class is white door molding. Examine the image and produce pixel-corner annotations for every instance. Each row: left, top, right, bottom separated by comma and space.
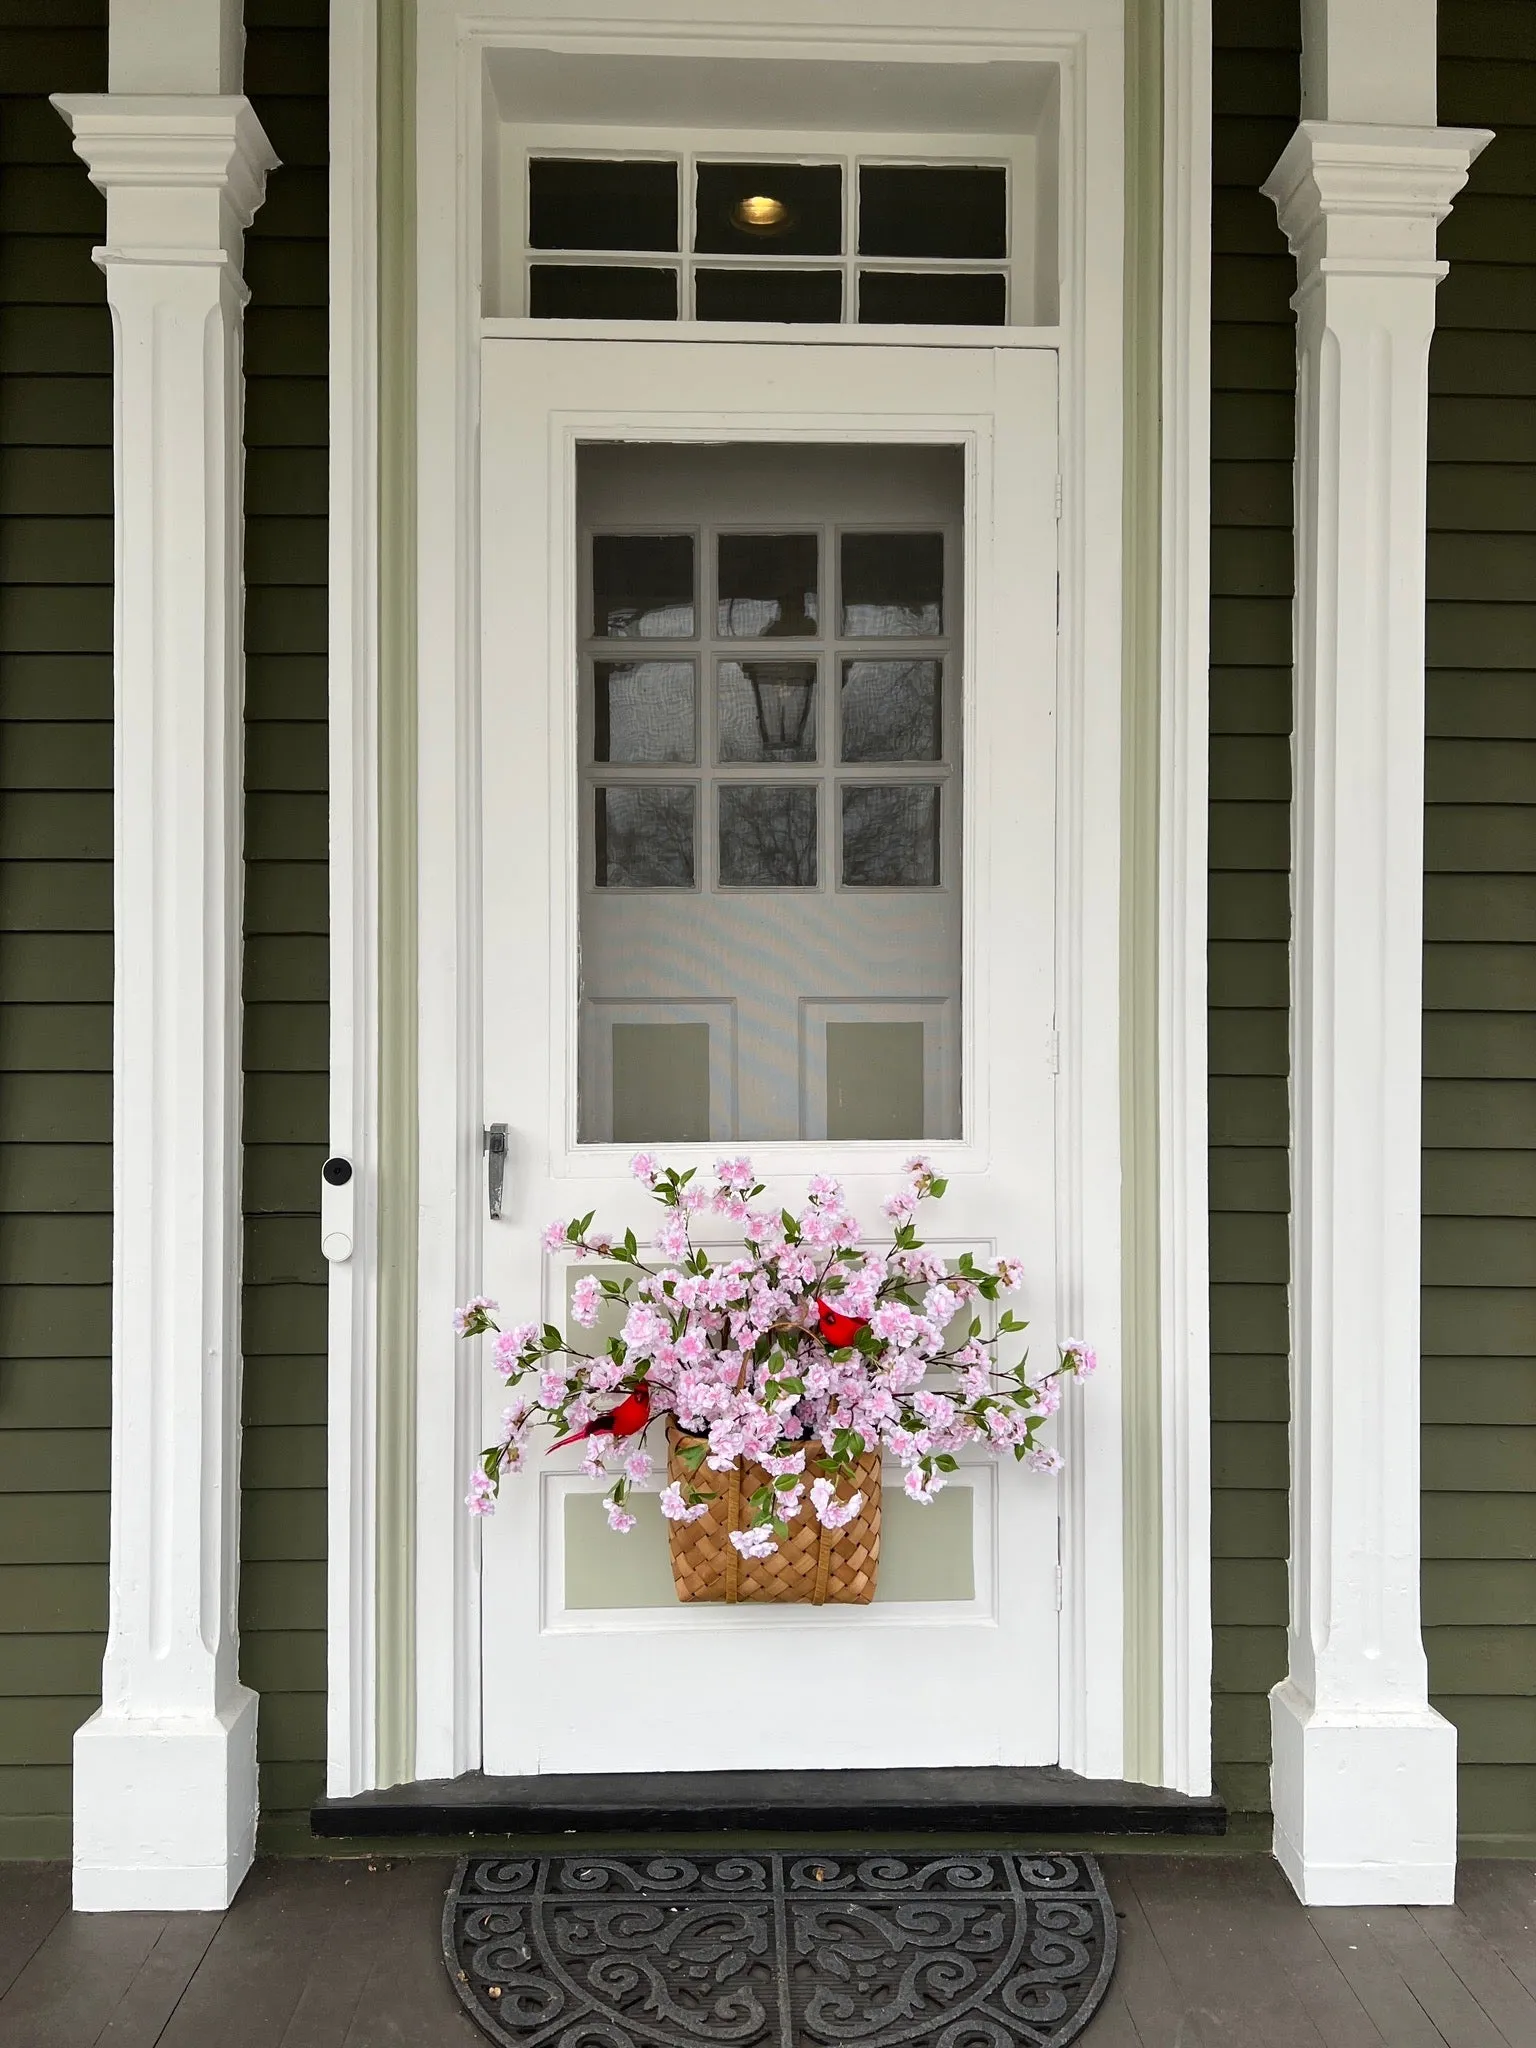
51, 85, 276, 1909
1264, 81, 1491, 1896
324, 0, 1218, 1801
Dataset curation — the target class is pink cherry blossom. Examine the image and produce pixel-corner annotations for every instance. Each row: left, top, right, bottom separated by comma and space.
606, 1503, 637, 1534
729, 1524, 778, 1559
1064, 1340, 1098, 1377
465, 1469, 497, 1516
629, 1152, 659, 1183
810, 1477, 864, 1528
541, 1220, 571, 1253
571, 1275, 603, 1328
659, 1481, 709, 1524
453, 1295, 499, 1336
1026, 1445, 1065, 1475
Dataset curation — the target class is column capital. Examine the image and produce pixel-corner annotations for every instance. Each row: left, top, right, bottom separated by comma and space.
51, 94, 277, 267
1263, 121, 1491, 290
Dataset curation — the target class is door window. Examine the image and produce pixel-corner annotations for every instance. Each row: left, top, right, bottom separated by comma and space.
575, 442, 963, 1144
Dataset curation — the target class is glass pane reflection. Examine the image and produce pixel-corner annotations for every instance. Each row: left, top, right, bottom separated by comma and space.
841, 783, 940, 886
718, 784, 817, 887
596, 786, 696, 887
717, 533, 818, 638
718, 661, 817, 762
592, 534, 695, 639
840, 532, 944, 636
841, 659, 940, 762
594, 661, 695, 763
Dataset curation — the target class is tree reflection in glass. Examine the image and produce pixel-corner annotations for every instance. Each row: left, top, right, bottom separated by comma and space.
595, 786, 696, 887
718, 661, 817, 762
841, 783, 940, 886
718, 784, 817, 886
841, 659, 940, 762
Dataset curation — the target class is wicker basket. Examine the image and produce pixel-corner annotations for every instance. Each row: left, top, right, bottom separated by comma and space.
664, 1421, 881, 1605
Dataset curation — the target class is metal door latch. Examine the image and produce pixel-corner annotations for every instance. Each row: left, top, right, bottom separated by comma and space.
483, 1123, 508, 1219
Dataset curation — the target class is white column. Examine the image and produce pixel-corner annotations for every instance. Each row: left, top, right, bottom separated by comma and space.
50, 81, 276, 1910
1262, 2, 1489, 1904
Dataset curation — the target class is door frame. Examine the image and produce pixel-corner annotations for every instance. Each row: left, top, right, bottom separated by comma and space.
323, 0, 1214, 1803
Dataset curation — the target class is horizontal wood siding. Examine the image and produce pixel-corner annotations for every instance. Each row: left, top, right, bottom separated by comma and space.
240, 0, 330, 1846
1426, 0, 1536, 1852
0, 5, 110, 1859
1208, 0, 1297, 1820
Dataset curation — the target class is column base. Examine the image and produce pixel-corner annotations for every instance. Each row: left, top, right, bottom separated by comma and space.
72, 1687, 259, 1911
1270, 1679, 1458, 1905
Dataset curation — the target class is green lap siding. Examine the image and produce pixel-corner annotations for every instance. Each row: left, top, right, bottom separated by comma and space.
0, 4, 110, 1859
1208, 0, 1297, 1822
240, 0, 330, 1847
1427, 3, 1536, 1853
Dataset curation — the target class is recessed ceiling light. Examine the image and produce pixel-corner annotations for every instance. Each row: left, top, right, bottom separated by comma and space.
732, 194, 791, 235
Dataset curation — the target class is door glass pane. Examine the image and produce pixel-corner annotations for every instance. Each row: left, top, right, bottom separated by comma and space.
841, 783, 941, 886
595, 660, 695, 763
595, 786, 695, 887
841, 659, 940, 761
577, 442, 962, 1142
530, 265, 678, 321
841, 531, 944, 635
718, 660, 817, 762
718, 784, 818, 887
717, 532, 818, 637
592, 533, 695, 639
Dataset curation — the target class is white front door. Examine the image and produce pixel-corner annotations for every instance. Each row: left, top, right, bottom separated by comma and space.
478, 337, 1060, 1775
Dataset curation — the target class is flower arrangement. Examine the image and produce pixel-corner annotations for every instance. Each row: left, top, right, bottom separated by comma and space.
456, 1154, 1096, 1560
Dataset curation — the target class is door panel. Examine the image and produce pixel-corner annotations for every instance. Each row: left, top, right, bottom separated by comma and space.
478, 338, 1059, 1774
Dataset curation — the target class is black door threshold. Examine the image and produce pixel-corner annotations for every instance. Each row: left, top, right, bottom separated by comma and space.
312, 1765, 1226, 1839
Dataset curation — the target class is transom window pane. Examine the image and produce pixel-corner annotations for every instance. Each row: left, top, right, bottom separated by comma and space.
529, 158, 679, 252
694, 161, 843, 256
577, 442, 962, 1142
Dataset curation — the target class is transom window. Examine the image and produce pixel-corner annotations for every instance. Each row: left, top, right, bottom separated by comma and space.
525, 153, 1012, 325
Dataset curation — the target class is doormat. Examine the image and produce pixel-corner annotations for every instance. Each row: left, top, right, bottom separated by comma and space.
443, 1850, 1118, 2047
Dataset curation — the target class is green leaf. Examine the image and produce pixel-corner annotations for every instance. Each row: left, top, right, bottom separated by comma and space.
542, 1324, 564, 1350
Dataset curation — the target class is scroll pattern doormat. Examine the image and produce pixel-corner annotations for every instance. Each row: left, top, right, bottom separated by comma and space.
443, 1849, 1117, 2046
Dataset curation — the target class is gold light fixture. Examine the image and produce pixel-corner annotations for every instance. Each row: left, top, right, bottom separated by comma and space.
731, 193, 792, 236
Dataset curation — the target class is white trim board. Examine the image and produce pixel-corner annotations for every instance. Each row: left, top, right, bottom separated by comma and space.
324, 0, 1215, 1800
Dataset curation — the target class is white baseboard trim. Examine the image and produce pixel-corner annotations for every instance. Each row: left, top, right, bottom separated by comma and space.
1269, 1681, 1458, 1906
71, 1690, 260, 1913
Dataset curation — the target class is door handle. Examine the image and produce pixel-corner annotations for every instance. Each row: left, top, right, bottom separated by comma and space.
483, 1123, 508, 1219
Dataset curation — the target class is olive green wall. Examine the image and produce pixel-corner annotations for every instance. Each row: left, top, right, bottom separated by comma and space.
1424, 3, 1536, 1854
238, 0, 330, 1847
0, 3, 112, 1860
1207, 0, 1297, 1822
0, 0, 1529, 1859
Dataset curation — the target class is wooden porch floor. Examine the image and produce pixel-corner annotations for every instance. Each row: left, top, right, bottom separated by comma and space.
0, 1853, 1533, 2046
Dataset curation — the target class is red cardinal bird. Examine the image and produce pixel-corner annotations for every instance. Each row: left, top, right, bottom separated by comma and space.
548, 1381, 651, 1453
815, 1299, 869, 1348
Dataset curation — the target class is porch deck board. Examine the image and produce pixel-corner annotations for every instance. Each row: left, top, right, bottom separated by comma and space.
0, 1856, 1531, 2047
